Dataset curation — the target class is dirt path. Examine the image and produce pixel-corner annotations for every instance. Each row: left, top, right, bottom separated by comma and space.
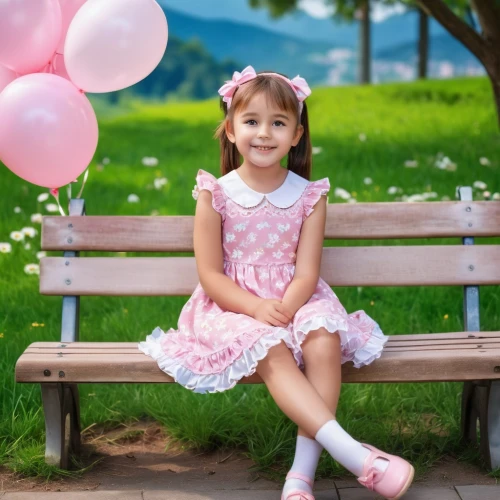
1, 420, 497, 493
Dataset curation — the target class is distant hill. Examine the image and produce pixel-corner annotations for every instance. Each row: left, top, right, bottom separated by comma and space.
160, 0, 449, 50
160, 7, 335, 85
112, 3, 484, 101
376, 33, 482, 67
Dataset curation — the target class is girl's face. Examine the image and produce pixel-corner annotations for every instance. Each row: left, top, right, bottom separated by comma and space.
225, 93, 304, 169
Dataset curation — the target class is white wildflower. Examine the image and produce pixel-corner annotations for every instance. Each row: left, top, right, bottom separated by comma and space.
441, 195, 451, 201
363, 177, 373, 185
24, 243, 31, 250
45, 203, 59, 213
102, 157, 111, 165
127, 194, 140, 203
312, 146, 323, 155
387, 186, 398, 195
36, 251, 47, 259
435, 156, 456, 171
492, 193, 500, 200
37, 193, 49, 202
24, 263, 40, 275
421, 192, 438, 200
473, 180, 487, 190
30, 213, 43, 224
406, 194, 426, 202
404, 160, 418, 168
359, 133, 367, 142
334, 187, 351, 200
14, 206, 22, 214
0, 243, 12, 253
483, 191, 491, 199
154, 177, 168, 190
347, 198, 357, 203
479, 157, 490, 166
10, 231, 24, 242
142, 156, 159, 167
21, 227, 38, 238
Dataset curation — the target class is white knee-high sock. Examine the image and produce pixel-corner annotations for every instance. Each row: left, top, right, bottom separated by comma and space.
282, 435, 323, 497
315, 420, 388, 477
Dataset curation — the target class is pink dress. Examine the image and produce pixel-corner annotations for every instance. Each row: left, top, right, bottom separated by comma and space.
138, 168, 388, 393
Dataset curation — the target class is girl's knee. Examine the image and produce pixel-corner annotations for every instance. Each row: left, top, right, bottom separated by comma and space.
302, 327, 341, 360
256, 340, 293, 372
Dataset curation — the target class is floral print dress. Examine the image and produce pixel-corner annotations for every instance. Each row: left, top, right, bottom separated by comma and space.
138, 168, 388, 393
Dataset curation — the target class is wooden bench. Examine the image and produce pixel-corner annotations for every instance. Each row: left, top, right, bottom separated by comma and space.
15, 186, 500, 471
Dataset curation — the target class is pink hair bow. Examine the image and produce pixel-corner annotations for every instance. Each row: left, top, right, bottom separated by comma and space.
218, 65, 311, 113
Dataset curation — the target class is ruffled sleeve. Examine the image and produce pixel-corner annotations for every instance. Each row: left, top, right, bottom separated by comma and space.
303, 178, 330, 218
192, 169, 226, 218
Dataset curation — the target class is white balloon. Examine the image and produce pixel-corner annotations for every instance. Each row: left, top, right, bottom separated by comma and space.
64, 0, 168, 93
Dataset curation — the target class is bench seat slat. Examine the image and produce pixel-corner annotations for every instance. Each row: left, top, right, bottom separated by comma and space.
40, 202, 500, 251
16, 337, 500, 384
39, 245, 500, 296
21, 343, 500, 355
22, 332, 500, 354
26, 332, 499, 349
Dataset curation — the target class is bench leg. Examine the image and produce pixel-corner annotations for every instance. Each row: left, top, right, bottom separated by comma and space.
461, 380, 500, 469
41, 383, 81, 469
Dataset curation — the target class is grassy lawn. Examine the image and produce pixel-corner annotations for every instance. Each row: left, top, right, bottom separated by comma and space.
1, 76, 499, 481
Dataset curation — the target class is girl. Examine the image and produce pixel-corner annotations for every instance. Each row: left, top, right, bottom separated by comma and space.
139, 65, 414, 500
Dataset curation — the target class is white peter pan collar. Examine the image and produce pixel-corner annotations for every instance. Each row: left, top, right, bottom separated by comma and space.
218, 169, 309, 208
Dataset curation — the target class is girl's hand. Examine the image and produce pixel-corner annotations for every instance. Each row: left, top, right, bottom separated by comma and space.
252, 299, 294, 327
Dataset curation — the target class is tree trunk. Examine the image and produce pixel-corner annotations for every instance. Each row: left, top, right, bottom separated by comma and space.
486, 67, 500, 129
493, 80, 500, 128
418, 7, 429, 79
359, 0, 371, 84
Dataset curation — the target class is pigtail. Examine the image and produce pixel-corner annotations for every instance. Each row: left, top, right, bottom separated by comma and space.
214, 99, 240, 175
287, 102, 312, 180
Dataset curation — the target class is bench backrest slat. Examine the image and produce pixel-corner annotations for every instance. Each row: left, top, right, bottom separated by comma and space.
39, 244, 500, 295
40, 201, 500, 252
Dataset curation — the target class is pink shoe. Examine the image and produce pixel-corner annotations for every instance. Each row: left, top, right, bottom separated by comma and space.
357, 444, 414, 500
280, 471, 315, 500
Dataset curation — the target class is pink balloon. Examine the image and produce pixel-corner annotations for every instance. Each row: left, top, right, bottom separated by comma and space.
56, 0, 87, 54
65, 0, 168, 93
0, 73, 98, 189
0, 0, 62, 75
0, 65, 17, 94
40, 53, 73, 84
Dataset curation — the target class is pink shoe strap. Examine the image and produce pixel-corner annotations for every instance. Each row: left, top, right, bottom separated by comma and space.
283, 489, 315, 500
357, 444, 387, 490
285, 471, 314, 488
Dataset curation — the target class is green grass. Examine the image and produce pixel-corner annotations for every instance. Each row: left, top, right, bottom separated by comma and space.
1, 76, 500, 481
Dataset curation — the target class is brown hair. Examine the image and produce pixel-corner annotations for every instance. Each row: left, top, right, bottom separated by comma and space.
214, 71, 312, 180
